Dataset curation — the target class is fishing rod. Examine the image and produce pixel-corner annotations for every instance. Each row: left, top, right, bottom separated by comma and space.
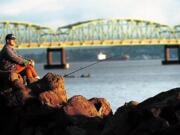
63, 54, 121, 77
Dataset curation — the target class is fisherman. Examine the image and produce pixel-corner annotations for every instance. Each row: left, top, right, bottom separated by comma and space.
0, 34, 40, 84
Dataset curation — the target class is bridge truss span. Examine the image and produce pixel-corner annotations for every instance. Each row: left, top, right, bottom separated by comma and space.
0, 21, 54, 48
0, 19, 180, 48
57, 19, 179, 43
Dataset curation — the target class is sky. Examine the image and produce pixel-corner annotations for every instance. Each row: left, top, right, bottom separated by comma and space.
0, 0, 180, 29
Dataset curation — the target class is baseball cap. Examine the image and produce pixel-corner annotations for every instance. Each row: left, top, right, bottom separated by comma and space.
5, 34, 16, 40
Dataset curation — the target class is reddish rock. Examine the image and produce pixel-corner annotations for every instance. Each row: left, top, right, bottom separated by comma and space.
3, 72, 180, 135
31, 73, 68, 108
89, 98, 112, 118
39, 88, 67, 108
64, 95, 99, 117
63, 96, 113, 135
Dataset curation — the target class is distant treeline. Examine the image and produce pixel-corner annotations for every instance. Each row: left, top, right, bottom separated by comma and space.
18, 45, 177, 63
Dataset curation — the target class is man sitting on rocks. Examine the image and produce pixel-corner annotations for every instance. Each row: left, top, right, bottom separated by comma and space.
0, 34, 40, 84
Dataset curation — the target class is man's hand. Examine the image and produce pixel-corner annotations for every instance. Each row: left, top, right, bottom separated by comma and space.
29, 59, 35, 66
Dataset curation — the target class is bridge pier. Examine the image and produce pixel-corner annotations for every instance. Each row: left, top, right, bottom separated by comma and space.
44, 48, 69, 69
162, 45, 180, 64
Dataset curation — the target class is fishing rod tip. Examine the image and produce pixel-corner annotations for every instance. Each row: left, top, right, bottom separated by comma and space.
63, 74, 76, 78
63, 74, 67, 77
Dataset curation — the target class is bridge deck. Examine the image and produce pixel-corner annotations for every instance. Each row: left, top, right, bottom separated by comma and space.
0, 39, 180, 49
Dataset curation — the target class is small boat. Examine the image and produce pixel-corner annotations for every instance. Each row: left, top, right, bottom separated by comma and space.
120, 54, 130, 60
80, 74, 91, 78
97, 52, 107, 60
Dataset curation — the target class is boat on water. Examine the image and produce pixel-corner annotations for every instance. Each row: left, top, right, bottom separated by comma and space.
97, 52, 107, 60
119, 54, 130, 60
97, 52, 130, 61
107, 54, 130, 61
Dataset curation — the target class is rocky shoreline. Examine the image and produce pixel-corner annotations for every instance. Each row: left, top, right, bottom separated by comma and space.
0, 72, 179, 135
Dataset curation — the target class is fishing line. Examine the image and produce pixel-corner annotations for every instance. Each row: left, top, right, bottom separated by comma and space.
63, 54, 121, 77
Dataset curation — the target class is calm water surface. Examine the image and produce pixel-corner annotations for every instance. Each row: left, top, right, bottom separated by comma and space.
35, 60, 180, 112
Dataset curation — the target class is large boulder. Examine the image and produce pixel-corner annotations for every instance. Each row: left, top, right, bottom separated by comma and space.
0, 71, 31, 108
101, 100, 139, 135
0, 70, 25, 90
5, 72, 180, 135
64, 95, 99, 117
63, 95, 112, 135
63, 126, 87, 135
29, 73, 68, 108
0, 72, 68, 135
102, 88, 180, 135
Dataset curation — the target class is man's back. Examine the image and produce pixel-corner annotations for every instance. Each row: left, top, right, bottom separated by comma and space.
0, 44, 24, 71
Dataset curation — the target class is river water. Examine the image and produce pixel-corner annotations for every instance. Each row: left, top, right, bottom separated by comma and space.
35, 60, 180, 112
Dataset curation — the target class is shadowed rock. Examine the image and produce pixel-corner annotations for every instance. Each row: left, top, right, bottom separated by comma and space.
63, 126, 87, 135
102, 88, 180, 135
1, 71, 180, 135
101, 100, 139, 135
0, 72, 113, 135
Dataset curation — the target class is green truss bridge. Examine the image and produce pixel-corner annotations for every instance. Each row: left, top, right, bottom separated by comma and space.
0, 19, 180, 49
1, 19, 180, 67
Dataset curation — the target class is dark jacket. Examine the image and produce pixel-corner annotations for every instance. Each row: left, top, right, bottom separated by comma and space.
0, 44, 26, 71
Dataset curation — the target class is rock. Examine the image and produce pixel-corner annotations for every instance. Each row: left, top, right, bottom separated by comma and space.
0, 72, 68, 135
102, 88, 180, 135
89, 98, 112, 118
64, 95, 99, 117
29, 73, 68, 108
12, 80, 32, 101
153, 123, 180, 135
0, 80, 32, 107
63, 126, 87, 135
39, 72, 65, 90
0, 70, 13, 90
5, 72, 180, 135
19, 127, 34, 135
39, 89, 66, 108
101, 100, 139, 135
137, 88, 180, 127
130, 117, 169, 135
63, 96, 113, 135
9, 72, 24, 83
138, 88, 180, 109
